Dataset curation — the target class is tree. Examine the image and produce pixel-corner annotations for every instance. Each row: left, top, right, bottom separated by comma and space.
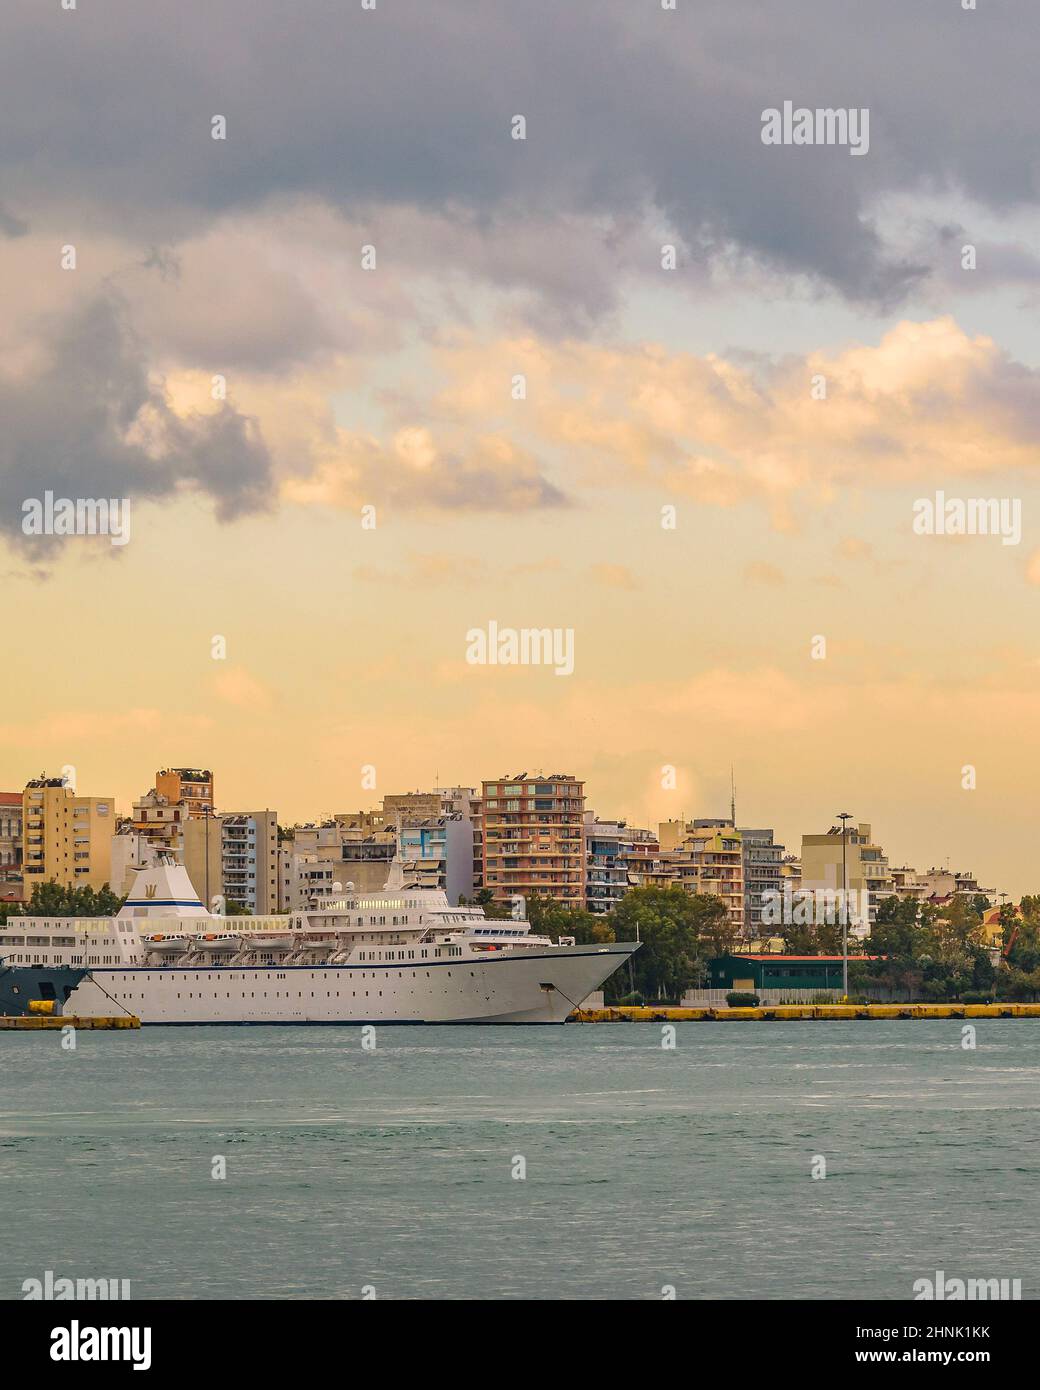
523, 893, 614, 943
779, 917, 843, 956
607, 886, 728, 1002
861, 896, 996, 1002
862, 897, 934, 1000
469, 887, 513, 921
933, 896, 985, 962
20, 881, 125, 916
1003, 901, 1040, 971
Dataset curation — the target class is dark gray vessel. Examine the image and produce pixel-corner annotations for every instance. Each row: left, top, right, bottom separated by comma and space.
0, 962, 88, 1016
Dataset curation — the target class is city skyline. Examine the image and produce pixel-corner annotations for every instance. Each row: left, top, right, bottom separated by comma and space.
2, 761, 1002, 906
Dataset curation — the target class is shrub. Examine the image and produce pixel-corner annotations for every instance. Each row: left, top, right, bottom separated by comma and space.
725, 992, 760, 1007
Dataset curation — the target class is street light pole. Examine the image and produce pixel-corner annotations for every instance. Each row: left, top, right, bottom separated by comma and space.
836, 812, 853, 1001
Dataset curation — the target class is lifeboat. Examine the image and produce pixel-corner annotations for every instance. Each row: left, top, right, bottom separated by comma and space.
200, 935, 240, 953
146, 935, 189, 954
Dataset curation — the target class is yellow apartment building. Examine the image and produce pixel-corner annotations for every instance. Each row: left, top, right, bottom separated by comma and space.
800, 821, 893, 925
21, 775, 115, 892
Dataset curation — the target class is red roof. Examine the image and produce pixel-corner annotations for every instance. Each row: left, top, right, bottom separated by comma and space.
739, 954, 875, 962
0, 792, 22, 806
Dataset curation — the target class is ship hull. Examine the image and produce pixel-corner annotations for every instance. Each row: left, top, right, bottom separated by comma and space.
63, 943, 636, 1024
0, 965, 89, 1017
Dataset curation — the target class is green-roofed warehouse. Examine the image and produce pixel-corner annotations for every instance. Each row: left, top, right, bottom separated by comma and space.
707, 954, 874, 993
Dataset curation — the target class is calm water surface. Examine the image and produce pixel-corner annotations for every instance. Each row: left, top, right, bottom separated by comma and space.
1, 1021, 1036, 1300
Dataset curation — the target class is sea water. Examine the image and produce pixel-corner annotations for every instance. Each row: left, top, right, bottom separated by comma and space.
1, 1022, 1036, 1300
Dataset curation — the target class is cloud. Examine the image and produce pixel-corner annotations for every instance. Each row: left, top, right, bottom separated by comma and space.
282, 426, 566, 514
213, 667, 273, 711
837, 538, 873, 561
743, 561, 786, 587
0, 294, 275, 556
0, 707, 211, 748
0, 202, 28, 238
425, 318, 1040, 510
8, 0, 1038, 308
590, 563, 639, 590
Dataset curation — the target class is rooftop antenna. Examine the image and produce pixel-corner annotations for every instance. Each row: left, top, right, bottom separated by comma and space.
730, 766, 736, 827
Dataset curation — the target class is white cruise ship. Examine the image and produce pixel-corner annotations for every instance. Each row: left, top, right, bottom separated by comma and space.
1, 859, 637, 1024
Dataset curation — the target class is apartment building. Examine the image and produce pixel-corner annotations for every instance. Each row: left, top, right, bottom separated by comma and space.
584, 815, 628, 914
780, 854, 802, 893
278, 848, 336, 911
130, 788, 191, 854
21, 775, 114, 891
481, 774, 585, 907
0, 791, 23, 902
915, 867, 993, 904
280, 818, 396, 907
889, 865, 929, 905
179, 810, 278, 913
220, 811, 279, 914
155, 767, 214, 817
740, 827, 785, 936
801, 821, 893, 928
397, 814, 475, 904
437, 786, 484, 891
110, 829, 162, 897
654, 821, 745, 931
623, 825, 660, 887
658, 818, 695, 853
382, 791, 441, 823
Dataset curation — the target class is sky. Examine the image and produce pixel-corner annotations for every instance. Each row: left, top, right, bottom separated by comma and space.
3, 0, 1040, 896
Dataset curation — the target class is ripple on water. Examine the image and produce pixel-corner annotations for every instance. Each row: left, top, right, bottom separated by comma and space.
1, 1021, 1037, 1299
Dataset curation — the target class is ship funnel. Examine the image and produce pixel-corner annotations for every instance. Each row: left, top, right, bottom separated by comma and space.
117, 861, 212, 921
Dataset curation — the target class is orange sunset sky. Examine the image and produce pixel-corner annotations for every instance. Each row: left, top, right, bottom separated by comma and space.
4, 1, 1040, 896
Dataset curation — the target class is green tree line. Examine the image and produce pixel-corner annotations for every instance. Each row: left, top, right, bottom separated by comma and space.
1, 881, 125, 922
464, 886, 735, 1003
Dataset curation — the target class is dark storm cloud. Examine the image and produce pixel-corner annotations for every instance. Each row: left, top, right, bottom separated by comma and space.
0, 203, 29, 237
4, 0, 1037, 305
1, 295, 274, 550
